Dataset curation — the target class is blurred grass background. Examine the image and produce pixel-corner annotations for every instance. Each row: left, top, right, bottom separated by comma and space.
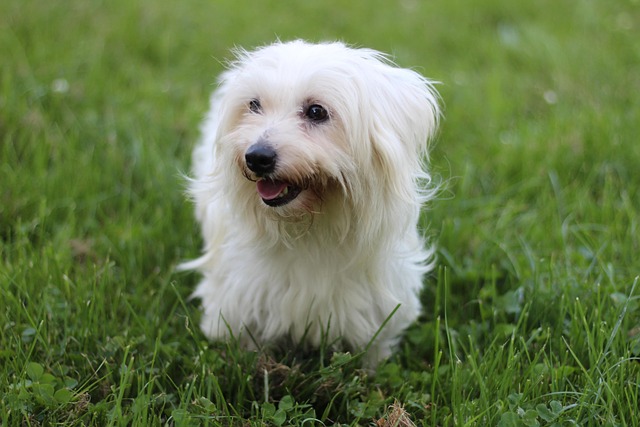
1, 0, 639, 425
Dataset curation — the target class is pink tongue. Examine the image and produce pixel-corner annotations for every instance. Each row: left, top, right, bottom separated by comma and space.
256, 180, 287, 200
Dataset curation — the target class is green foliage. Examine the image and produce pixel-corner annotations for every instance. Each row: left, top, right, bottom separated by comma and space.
6, 362, 76, 411
1, 0, 639, 425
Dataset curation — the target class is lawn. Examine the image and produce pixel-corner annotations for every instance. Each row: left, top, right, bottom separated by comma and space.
1, 0, 639, 425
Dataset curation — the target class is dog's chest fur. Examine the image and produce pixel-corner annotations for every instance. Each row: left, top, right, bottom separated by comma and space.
193, 216, 421, 357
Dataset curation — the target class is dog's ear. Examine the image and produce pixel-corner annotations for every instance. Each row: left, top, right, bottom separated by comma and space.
202, 68, 241, 141
366, 64, 440, 204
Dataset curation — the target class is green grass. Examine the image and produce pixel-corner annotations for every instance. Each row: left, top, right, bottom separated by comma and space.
1, 0, 639, 425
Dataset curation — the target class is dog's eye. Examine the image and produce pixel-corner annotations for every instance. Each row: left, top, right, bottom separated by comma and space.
249, 99, 262, 113
305, 104, 328, 122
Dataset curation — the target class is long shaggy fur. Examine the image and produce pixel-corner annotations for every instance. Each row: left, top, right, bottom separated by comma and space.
182, 40, 440, 366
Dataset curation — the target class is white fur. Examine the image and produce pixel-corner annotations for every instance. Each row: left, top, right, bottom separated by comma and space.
182, 40, 440, 367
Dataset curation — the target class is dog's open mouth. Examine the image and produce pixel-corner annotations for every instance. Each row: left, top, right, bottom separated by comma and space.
256, 179, 302, 207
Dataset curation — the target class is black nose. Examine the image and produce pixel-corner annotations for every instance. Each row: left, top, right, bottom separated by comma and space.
245, 143, 277, 176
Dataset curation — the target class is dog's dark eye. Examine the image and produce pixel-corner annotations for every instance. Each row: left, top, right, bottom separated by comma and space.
249, 99, 262, 113
305, 104, 328, 122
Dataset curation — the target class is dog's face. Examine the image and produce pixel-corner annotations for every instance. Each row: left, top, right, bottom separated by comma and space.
211, 41, 439, 222
220, 74, 350, 216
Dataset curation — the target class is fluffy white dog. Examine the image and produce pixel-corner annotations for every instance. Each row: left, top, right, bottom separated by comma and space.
183, 40, 440, 367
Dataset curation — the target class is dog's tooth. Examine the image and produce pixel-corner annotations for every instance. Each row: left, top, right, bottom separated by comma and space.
281, 186, 289, 196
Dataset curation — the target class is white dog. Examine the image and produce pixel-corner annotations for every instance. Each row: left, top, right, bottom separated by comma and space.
182, 40, 440, 367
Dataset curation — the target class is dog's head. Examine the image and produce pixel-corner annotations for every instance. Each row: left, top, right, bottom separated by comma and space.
209, 40, 440, 227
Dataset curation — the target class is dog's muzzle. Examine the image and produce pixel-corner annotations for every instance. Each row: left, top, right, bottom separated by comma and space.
245, 142, 302, 207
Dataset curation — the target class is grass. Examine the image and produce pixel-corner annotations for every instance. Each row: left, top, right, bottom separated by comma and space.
1, 0, 639, 425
